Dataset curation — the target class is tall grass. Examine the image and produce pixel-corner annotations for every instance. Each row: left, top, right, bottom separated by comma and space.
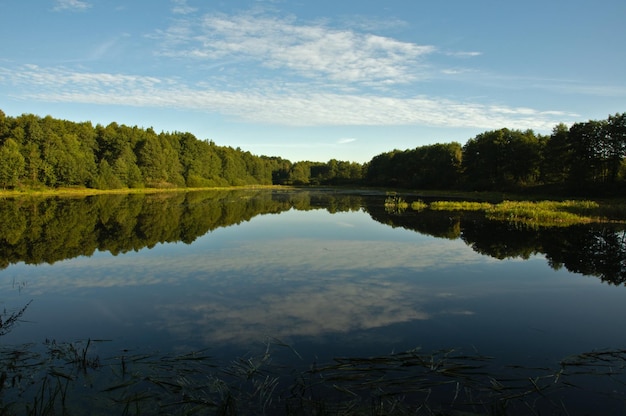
399, 198, 607, 227
428, 201, 493, 211
485, 200, 600, 226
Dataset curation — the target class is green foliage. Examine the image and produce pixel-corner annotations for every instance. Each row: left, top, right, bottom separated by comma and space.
485, 200, 600, 226
363, 113, 626, 194
3, 108, 625, 194
384, 194, 408, 212
410, 200, 427, 210
94, 159, 124, 190
428, 201, 493, 211
0, 111, 320, 190
461, 128, 543, 189
407, 198, 602, 227
0, 138, 25, 188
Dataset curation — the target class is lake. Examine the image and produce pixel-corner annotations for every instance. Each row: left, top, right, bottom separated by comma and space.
1, 189, 625, 415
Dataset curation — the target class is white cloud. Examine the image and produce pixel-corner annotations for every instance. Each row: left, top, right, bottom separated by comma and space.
156, 13, 434, 85
171, 0, 197, 15
1, 65, 576, 131
53, 0, 91, 11
337, 138, 357, 144
445, 51, 483, 58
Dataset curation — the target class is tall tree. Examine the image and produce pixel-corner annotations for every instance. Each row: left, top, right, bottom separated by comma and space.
542, 123, 571, 184
462, 129, 542, 189
606, 113, 626, 182
568, 120, 606, 184
0, 138, 25, 188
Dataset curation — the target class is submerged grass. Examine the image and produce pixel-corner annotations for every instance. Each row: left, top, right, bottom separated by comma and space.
1, 339, 625, 415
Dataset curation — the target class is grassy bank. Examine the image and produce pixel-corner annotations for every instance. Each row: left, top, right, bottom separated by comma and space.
0, 185, 287, 199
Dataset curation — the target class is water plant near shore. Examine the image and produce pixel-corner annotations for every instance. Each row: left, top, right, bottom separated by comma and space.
390, 197, 609, 227
429, 201, 493, 211
1, 338, 625, 415
485, 200, 600, 226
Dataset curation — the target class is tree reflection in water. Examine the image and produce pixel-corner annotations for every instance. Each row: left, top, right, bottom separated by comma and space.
0, 189, 625, 285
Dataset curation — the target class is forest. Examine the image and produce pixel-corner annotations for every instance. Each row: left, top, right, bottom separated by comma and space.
0, 109, 624, 193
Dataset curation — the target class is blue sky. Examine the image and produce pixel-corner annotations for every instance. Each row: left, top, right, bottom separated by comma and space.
1, 0, 624, 163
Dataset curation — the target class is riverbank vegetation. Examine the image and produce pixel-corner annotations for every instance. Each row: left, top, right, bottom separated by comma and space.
386, 198, 608, 227
1, 109, 626, 197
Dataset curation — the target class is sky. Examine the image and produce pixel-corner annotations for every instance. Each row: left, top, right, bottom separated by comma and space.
1, 0, 625, 163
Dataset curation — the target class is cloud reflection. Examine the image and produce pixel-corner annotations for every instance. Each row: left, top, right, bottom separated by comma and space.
5, 214, 490, 346
161, 279, 431, 344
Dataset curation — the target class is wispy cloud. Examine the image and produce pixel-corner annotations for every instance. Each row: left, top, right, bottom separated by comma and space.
444, 51, 482, 58
53, 0, 91, 11
155, 13, 434, 85
171, 0, 197, 15
1, 65, 576, 131
337, 138, 357, 144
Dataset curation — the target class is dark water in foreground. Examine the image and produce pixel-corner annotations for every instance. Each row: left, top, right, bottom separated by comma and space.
1, 189, 625, 414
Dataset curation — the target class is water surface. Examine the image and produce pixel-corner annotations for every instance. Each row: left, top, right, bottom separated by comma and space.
1, 189, 625, 414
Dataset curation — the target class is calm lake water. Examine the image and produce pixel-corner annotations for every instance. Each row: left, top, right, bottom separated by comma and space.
1, 189, 625, 414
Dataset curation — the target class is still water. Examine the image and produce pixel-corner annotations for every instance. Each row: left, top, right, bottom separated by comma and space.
1, 189, 625, 414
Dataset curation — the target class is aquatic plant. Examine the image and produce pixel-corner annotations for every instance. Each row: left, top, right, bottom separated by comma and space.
398, 197, 609, 227
384, 194, 409, 213
0, 301, 32, 336
1, 338, 625, 415
428, 201, 493, 211
485, 200, 600, 226
410, 200, 428, 210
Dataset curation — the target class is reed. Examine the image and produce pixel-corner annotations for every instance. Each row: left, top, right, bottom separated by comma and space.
397, 197, 610, 227
384, 194, 409, 213
485, 200, 600, 226
428, 201, 493, 211
1, 338, 625, 415
410, 200, 428, 210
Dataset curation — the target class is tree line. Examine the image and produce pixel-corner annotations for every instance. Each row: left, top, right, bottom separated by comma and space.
365, 113, 626, 193
0, 109, 624, 193
0, 111, 288, 189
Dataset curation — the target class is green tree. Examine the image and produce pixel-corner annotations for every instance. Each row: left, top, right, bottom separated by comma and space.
462, 129, 541, 190
217, 147, 248, 186
542, 123, 571, 184
364, 151, 399, 186
412, 142, 462, 189
0, 109, 8, 140
94, 159, 124, 189
568, 120, 606, 184
289, 161, 311, 185
137, 130, 177, 186
113, 143, 144, 188
606, 113, 626, 183
0, 138, 25, 188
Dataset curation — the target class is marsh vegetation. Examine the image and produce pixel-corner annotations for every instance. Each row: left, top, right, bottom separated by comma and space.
385, 198, 611, 227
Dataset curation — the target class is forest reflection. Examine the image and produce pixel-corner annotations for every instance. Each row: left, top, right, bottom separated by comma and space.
0, 189, 625, 285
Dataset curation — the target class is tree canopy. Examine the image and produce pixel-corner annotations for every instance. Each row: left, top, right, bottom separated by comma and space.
362, 113, 626, 194
1, 109, 624, 194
